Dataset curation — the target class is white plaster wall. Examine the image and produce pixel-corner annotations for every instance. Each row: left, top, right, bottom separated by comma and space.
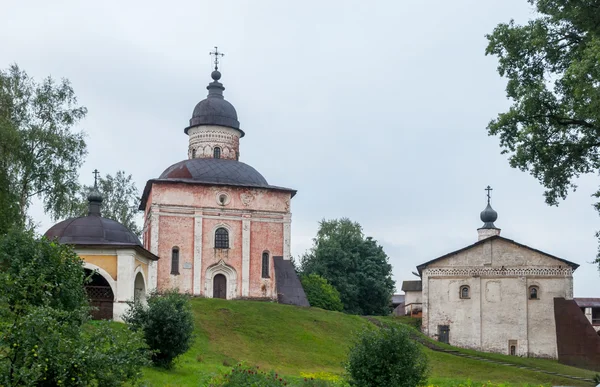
187, 125, 241, 160
423, 237, 572, 358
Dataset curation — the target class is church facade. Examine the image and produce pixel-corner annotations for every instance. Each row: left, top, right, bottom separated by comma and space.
411, 194, 579, 359
139, 62, 302, 302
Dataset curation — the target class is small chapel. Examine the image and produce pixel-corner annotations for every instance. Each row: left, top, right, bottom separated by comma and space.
139, 50, 308, 305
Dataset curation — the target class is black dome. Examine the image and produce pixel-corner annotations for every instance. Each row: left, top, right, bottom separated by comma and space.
184, 70, 244, 136
159, 158, 269, 187
45, 215, 142, 246
480, 203, 498, 229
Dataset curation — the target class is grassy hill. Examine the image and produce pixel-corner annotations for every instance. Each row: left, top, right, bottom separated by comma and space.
142, 298, 598, 386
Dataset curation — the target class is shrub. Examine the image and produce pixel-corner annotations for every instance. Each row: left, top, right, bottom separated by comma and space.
0, 230, 149, 386
210, 363, 288, 386
301, 274, 344, 312
124, 289, 194, 368
345, 325, 428, 387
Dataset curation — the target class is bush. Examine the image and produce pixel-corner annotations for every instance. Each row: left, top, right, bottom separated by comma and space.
210, 364, 344, 386
345, 326, 428, 387
301, 274, 344, 312
0, 230, 149, 386
124, 289, 194, 368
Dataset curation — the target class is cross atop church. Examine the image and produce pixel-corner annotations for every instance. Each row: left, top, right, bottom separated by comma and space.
209, 46, 224, 70
485, 185, 493, 204
93, 169, 100, 187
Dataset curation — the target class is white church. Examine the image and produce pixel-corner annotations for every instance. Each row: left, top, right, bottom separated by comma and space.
402, 188, 586, 359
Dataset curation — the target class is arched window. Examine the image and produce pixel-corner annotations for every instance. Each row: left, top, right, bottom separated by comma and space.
192, 148, 196, 158
529, 286, 539, 300
213, 147, 221, 159
215, 227, 229, 249
171, 247, 179, 275
460, 285, 470, 299
261, 251, 270, 278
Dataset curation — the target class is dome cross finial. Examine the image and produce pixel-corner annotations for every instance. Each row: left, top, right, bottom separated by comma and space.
93, 169, 100, 188
485, 185, 493, 204
209, 46, 224, 71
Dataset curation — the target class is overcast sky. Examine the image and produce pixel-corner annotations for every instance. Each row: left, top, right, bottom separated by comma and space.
2, 0, 598, 296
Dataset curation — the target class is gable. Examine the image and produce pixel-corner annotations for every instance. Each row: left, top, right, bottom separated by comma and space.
417, 236, 578, 274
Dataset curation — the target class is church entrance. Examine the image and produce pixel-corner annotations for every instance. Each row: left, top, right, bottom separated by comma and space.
84, 269, 114, 320
213, 274, 227, 299
438, 325, 450, 344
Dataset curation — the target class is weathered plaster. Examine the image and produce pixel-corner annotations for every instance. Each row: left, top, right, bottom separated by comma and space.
187, 125, 241, 161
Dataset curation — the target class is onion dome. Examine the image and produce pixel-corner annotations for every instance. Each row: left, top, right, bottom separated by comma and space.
184, 70, 243, 136
480, 203, 498, 229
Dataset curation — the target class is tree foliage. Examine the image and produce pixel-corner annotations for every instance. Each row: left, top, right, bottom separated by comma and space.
345, 326, 428, 387
0, 230, 149, 386
485, 0, 600, 267
0, 64, 87, 226
300, 219, 395, 316
124, 290, 195, 369
71, 171, 142, 237
300, 274, 344, 312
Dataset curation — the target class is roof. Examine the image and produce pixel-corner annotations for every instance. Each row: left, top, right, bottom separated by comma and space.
273, 256, 310, 307
44, 216, 158, 261
392, 294, 405, 306
574, 298, 600, 308
401, 281, 423, 292
140, 158, 296, 210
416, 235, 579, 275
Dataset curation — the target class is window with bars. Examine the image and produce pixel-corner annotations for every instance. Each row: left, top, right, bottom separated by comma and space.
215, 227, 229, 249
171, 247, 179, 275
261, 251, 270, 278
192, 148, 196, 158
529, 286, 539, 300
460, 285, 470, 299
213, 147, 221, 159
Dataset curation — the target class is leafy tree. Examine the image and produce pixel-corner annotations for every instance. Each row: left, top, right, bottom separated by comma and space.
71, 171, 142, 237
124, 290, 195, 369
345, 325, 428, 387
301, 274, 344, 312
0, 230, 149, 386
485, 0, 600, 267
0, 64, 87, 225
300, 218, 395, 316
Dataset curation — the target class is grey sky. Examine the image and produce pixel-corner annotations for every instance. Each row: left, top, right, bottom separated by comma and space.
2, 0, 598, 296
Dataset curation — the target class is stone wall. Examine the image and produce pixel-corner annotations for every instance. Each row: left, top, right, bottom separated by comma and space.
142, 182, 292, 300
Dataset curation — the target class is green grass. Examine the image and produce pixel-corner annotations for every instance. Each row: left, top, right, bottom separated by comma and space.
375, 315, 598, 381
139, 298, 597, 386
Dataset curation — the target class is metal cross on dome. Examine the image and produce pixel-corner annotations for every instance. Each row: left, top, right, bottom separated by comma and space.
209, 46, 224, 71
93, 169, 100, 187
485, 185, 493, 204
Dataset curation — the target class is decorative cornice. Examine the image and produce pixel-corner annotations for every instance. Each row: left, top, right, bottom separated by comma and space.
423, 266, 573, 278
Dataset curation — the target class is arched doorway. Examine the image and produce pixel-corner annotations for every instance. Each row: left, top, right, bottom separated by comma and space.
84, 269, 114, 320
134, 272, 146, 304
213, 274, 227, 299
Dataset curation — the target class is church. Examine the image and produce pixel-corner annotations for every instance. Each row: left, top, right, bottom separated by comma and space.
43, 51, 309, 322
138, 52, 306, 304
402, 188, 600, 368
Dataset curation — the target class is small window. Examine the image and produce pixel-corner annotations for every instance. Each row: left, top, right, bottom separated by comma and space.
171, 247, 179, 275
213, 147, 221, 159
192, 148, 196, 158
215, 227, 229, 249
261, 252, 270, 278
529, 286, 539, 300
460, 285, 470, 299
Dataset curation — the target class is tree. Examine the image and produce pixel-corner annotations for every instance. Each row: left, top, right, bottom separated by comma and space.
300, 218, 395, 316
300, 274, 344, 312
71, 171, 142, 237
0, 64, 87, 226
345, 326, 428, 387
485, 0, 600, 268
0, 230, 149, 386
124, 290, 195, 369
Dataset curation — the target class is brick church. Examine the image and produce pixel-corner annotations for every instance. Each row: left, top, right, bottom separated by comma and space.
139, 52, 307, 304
